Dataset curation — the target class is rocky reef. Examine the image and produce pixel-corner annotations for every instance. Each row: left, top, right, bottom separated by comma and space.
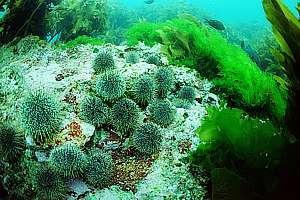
0, 36, 219, 199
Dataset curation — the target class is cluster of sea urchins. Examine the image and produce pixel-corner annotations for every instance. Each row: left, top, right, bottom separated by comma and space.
0, 46, 197, 200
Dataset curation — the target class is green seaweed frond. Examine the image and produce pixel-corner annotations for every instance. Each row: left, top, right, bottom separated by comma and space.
191, 107, 286, 171
57, 35, 105, 49
126, 22, 161, 46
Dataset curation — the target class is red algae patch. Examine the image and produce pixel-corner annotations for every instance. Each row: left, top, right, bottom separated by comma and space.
112, 151, 158, 192
69, 121, 82, 137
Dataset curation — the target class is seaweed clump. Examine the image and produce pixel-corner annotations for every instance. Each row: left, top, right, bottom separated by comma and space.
57, 35, 105, 49
190, 107, 286, 200
46, 0, 108, 41
261, 1, 300, 199
126, 17, 287, 121
0, 0, 50, 44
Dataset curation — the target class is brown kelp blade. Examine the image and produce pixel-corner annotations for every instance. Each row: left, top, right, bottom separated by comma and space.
263, 0, 300, 71
263, 0, 300, 138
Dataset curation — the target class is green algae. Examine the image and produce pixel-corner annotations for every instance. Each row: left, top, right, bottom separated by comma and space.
126, 17, 287, 121
57, 35, 105, 49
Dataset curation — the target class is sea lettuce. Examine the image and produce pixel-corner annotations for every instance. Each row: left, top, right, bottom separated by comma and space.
190, 107, 285, 171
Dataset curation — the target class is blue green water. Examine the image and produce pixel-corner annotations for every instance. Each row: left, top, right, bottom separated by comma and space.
121, 0, 299, 26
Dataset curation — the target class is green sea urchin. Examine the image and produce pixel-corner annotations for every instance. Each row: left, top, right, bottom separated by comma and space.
154, 67, 175, 98
33, 166, 67, 200
93, 49, 115, 74
49, 143, 87, 178
126, 51, 140, 64
79, 96, 110, 126
111, 98, 141, 134
0, 124, 24, 161
178, 86, 196, 102
20, 91, 61, 143
146, 54, 161, 65
133, 74, 156, 105
133, 123, 162, 155
149, 100, 175, 127
96, 71, 126, 102
85, 151, 113, 188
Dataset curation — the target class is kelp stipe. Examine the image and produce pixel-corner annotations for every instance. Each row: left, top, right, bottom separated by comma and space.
263, 0, 300, 139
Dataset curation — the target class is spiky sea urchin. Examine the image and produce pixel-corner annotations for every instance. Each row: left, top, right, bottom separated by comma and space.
49, 143, 87, 178
133, 123, 162, 155
80, 96, 110, 126
111, 98, 141, 134
178, 86, 196, 103
33, 166, 67, 200
154, 67, 175, 98
146, 54, 161, 65
175, 86, 196, 109
96, 71, 126, 102
149, 100, 175, 127
93, 49, 115, 74
20, 91, 61, 143
126, 51, 140, 64
0, 124, 24, 161
133, 74, 156, 105
85, 151, 113, 188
